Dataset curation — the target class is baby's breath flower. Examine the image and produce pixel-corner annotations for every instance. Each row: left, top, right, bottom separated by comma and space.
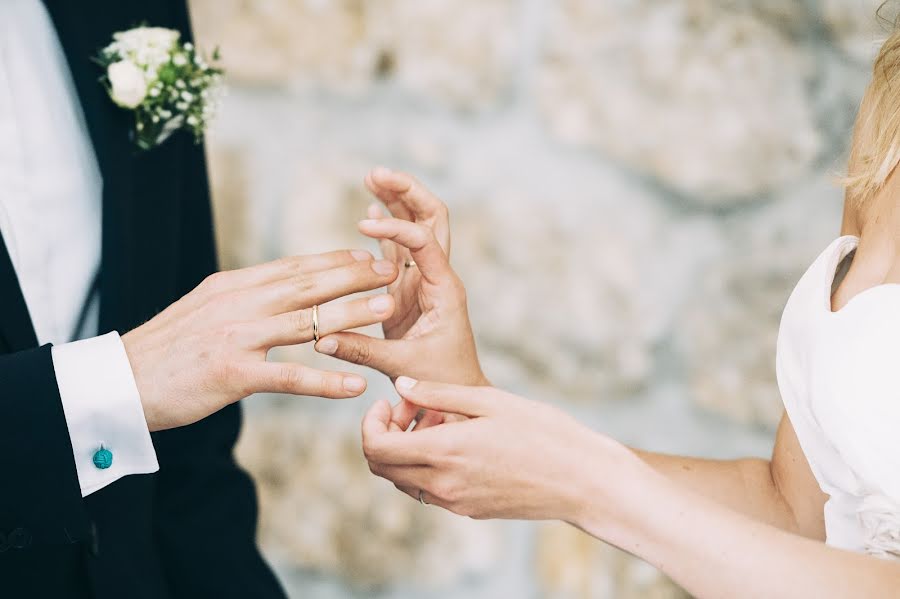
96, 26, 223, 149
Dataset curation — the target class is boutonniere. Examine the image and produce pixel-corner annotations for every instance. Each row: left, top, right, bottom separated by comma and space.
94, 27, 223, 150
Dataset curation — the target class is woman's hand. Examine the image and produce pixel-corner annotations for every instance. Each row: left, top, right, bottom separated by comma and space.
314, 167, 487, 387
361, 376, 636, 522
363, 381, 900, 599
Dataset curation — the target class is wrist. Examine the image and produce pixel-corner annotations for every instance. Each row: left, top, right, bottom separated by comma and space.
566, 435, 655, 539
120, 327, 160, 432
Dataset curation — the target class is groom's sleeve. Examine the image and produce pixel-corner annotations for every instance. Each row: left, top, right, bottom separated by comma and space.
0, 346, 92, 549
52, 332, 159, 496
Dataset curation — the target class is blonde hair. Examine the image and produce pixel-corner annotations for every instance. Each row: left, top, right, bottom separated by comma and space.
845, 5, 900, 205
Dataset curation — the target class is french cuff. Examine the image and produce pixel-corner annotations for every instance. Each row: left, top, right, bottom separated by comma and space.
52, 332, 159, 496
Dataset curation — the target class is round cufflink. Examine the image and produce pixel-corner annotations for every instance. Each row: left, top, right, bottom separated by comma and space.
92, 445, 113, 470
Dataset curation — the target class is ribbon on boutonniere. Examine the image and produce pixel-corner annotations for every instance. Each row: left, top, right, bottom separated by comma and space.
94, 26, 223, 150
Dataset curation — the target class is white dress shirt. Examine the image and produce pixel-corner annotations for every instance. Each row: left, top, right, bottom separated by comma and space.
0, 0, 158, 495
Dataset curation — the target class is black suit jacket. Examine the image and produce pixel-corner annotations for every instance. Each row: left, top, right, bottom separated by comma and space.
0, 2, 286, 598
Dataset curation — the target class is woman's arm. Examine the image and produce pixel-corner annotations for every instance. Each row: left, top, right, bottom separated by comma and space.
362, 380, 882, 598
635, 414, 826, 539
579, 452, 898, 599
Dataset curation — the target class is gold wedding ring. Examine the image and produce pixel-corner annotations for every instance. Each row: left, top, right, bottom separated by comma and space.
312, 304, 320, 342
404, 260, 417, 268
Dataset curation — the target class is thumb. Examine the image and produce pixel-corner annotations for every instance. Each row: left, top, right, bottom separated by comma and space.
393, 377, 493, 418
315, 332, 412, 378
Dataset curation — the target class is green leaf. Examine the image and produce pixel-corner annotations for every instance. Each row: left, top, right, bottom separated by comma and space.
158, 64, 177, 84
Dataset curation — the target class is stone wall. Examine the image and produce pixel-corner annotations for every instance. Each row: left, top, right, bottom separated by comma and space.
188, 1, 884, 596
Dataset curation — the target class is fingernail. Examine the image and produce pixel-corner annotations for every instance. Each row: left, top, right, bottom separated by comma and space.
373, 166, 392, 178
372, 260, 395, 275
396, 376, 417, 391
358, 219, 379, 228
316, 338, 338, 355
368, 295, 392, 314
343, 377, 366, 393
351, 250, 372, 261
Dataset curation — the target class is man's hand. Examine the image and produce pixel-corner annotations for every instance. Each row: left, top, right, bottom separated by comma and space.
314, 167, 487, 387
122, 250, 398, 431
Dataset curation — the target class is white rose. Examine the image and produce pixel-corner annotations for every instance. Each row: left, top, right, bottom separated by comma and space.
107, 60, 148, 108
114, 27, 179, 51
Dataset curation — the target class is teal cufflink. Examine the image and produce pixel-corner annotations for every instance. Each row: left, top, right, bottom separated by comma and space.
92, 445, 113, 470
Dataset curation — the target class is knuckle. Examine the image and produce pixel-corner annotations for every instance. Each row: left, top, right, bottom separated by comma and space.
327, 374, 349, 397
212, 325, 245, 353
442, 438, 463, 459
344, 342, 372, 366
448, 276, 467, 303
292, 309, 313, 334
211, 358, 235, 383
274, 255, 302, 277
219, 323, 242, 344
431, 477, 460, 503
362, 438, 379, 461
293, 274, 316, 295
217, 361, 253, 397
200, 271, 226, 293
278, 366, 305, 392
397, 171, 415, 187
269, 255, 292, 270
450, 501, 472, 518
368, 462, 390, 480
412, 225, 433, 249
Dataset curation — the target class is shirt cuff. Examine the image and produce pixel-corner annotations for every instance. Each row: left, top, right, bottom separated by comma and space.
52, 332, 159, 496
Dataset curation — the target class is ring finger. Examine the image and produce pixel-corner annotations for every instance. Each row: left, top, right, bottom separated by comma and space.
253, 294, 395, 348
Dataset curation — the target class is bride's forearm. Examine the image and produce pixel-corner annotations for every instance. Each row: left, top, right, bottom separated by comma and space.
633, 450, 799, 533
573, 456, 900, 599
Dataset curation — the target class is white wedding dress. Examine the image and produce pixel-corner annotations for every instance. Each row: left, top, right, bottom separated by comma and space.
778, 235, 900, 558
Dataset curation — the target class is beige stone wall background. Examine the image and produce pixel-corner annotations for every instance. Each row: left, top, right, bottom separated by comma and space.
189, 1, 885, 597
